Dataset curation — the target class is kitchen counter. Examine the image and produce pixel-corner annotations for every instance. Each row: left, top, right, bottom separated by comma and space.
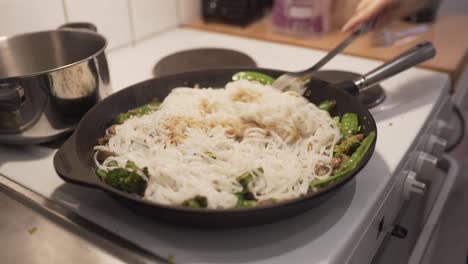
183, 14, 468, 83
0, 176, 159, 264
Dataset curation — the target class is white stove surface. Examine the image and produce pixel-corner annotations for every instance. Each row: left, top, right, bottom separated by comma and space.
0, 28, 450, 264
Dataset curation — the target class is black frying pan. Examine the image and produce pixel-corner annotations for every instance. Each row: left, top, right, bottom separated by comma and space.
53, 42, 435, 228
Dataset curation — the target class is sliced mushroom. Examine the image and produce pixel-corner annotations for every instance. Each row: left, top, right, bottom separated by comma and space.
96, 150, 115, 162
107, 125, 116, 135
97, 136, 110, 146
315, 164, 330, 176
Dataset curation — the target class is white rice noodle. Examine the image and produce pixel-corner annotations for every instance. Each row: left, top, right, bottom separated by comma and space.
94, 80, 341, 209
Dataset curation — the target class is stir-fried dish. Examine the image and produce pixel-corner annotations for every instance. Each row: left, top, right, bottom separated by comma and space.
94, 72, 375, 209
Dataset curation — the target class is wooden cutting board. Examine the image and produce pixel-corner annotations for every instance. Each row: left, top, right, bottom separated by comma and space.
183, 14, 468, 82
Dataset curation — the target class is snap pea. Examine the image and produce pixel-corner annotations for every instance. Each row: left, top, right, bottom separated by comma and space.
242, 200, 257, 207
182, 196, 208, 208
318, 100, 336, 112
232, 71, 275, 85
112, 99, 160, 125
96, 169, 107, 178
108, 160, 118, 167
237, 171, 251, 188
235, 193, 245, 207
333, 134, 364, 155
337, 131, 375, 171
340, 113, 359, 138
184, 200, 201, 208
310, 131, 375, 188
234, 192, 259, 208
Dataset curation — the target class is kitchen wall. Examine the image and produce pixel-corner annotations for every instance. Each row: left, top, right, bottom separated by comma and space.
0, 0, 201, 52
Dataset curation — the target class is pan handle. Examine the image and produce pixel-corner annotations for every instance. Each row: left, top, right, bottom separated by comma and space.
337, 42, 436, 95
54, 134, 102, 188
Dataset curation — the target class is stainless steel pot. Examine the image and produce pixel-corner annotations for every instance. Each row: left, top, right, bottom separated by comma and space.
0, 23, 110, 144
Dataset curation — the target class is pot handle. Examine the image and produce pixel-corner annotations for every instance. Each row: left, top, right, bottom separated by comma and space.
0, 82, 25, 111
54, 134, 102, 188
336, 42, 436, 95
58, 22, 98, 32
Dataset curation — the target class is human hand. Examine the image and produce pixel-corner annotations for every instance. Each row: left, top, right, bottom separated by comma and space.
342, 0, 426, 32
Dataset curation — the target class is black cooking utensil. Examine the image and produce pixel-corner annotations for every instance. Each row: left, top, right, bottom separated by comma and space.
53, 68, 376, 228
53, 42, 435, 228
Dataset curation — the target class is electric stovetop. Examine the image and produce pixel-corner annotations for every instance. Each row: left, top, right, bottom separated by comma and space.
0, 28, 450, 263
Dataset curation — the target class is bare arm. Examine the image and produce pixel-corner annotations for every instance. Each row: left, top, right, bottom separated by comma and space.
342, 0, 429, 32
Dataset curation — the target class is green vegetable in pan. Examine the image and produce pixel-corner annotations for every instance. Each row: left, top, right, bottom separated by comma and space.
96, 169, 107, 178
235, 192, 259, 208
310, 131, 376, 188
237, 167, 264, 188
336, 131, 375, 173
242, 200, 257, 207
96, 161, 147, 195
182, 195, 208, 208
96, 75, 377, 209
334, 134, 364, 155
108, 160, 118, 167
339, 113, 359, 138
232, 71, 275, 85
318, 100, 336, 112
112, 99, 161, 125
235, 192, 245, 207
126, 161, 137, 170
104, 168, 146, 195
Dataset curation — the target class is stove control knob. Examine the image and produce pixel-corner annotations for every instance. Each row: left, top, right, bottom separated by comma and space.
414, 152, 438, 181
431, 119, 454, 140
403, 170, 426, 200
423, 134, 447, 158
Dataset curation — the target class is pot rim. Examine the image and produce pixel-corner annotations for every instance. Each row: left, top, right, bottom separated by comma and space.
0, 29, 107, 81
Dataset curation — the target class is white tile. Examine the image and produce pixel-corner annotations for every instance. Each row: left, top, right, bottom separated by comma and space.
177, 0, 201, 23
0, 0, 66, 37
130, 0, 178, 40
64, 0, 132, 50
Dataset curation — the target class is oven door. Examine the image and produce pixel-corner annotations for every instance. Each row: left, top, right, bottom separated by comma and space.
372, 154, 459, 264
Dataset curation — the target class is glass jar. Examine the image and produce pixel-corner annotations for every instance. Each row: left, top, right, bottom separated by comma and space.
272, 0, 333, 36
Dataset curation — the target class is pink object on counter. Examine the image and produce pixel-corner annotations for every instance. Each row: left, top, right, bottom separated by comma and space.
272, 0, 332, 36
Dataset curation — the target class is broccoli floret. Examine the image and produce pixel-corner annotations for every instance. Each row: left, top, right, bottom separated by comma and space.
103, 168, 147, 195
125, 161, 137, 170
